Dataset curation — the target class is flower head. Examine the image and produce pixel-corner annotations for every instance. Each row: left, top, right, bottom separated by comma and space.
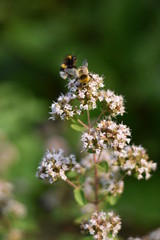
50, 64, 105, 121
50, 93, 76, 121
98, 90, 125, 117
37, 147, 81, 183
81, 211, 121, 240
119, 145, 157, 179
82, 120, 131, 155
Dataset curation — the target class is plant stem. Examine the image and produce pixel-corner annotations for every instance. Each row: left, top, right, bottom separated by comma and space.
97, 150, 102, 163
77, 119, 89, 129
87, 110, 99, 211
93, 154, 98, 211
66, 179, 78, 189
97, 192, 108, 204
87, 110, 91, 129
92, 110, 106, 127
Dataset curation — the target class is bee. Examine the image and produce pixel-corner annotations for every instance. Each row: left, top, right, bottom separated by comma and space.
65, 59, 91, 84
60, 55, 77, 79
76, 60, 90, 83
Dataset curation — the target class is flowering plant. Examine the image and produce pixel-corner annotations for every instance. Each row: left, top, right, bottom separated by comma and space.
37, 56, 156, 240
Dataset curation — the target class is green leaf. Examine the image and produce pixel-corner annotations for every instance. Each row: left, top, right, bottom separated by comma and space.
98, 161, 109, 172
79, 176, 86, 184
107, 195, 119, 206
71, 124, 85, 132
88, 149, 96, 154
74, 188, 86, 206
97, 165, 105, 172
71, 118, 77, 123
66, 171, 78, 179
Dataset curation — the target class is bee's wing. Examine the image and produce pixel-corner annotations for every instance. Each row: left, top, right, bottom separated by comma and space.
64, 68, 77, 77
82, 59, 88, 68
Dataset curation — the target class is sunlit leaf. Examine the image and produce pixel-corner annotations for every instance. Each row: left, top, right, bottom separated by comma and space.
74, 188, 86, 206
107, 195, 119, 206
66, 171, 78, 179
71, 124, 85, 132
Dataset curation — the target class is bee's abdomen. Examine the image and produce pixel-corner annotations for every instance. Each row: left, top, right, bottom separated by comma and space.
79, 75, 89, 83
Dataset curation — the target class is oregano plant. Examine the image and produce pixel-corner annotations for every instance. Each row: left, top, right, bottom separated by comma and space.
36, 55, 157, 240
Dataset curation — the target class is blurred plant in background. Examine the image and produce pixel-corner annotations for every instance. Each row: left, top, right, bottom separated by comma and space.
0, 180, 27, 240
0, 83, 47, 239
0, 0, 160, 239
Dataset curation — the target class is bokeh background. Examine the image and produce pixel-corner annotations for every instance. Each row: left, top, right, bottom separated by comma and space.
0, 0, 160, 239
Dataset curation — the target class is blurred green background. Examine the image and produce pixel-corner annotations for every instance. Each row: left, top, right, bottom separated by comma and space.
0, 0, 160, 239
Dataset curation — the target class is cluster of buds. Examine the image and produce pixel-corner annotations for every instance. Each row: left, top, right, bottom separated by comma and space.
81, 211, 121, 240
81, 120, 131, 155
37, 147, 82, 183
119, 145, 157, 180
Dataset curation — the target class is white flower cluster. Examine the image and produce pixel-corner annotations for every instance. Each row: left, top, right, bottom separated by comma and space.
81, 211, 121, 240
50, 92, 76, 121
82, 120, 131, 155
81, 127, 107, 155
50, 60, 125, 121
50, 66, 105, 121
119, 145, 157, 180
37, 147, 82, 183
98, 90, 125, 116
75, 73, 104, 111
81, 150, 124, 197
0, 180, 27, 218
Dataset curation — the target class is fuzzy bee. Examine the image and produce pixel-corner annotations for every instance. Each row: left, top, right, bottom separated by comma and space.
60, 55, 77, 79
65, 60, 91, 84
76, 60, 90, 83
